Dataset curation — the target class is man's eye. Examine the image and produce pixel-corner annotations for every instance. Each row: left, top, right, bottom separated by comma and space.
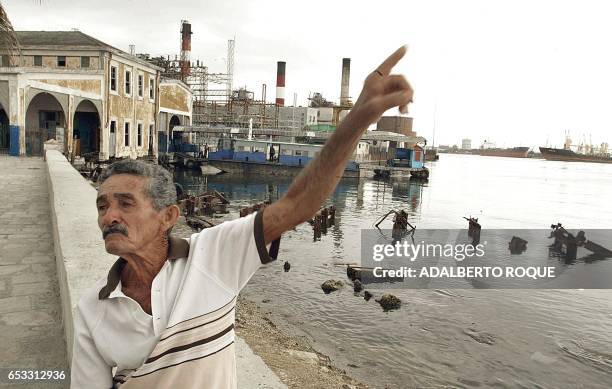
120, 201, 133, 207
97, 205, 107, 211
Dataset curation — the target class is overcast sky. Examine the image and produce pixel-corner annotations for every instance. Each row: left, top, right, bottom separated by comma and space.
5, 0, 612, 148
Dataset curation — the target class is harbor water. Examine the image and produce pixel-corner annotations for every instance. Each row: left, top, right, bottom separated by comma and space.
175, 154, 612, 388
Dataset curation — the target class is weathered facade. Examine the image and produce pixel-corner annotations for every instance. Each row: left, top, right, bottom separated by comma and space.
158, 79, 192, 154
0, 31, 192, 159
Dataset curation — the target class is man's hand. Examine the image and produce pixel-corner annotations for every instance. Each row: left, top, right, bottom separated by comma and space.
262, 46, 414, 244
346, 45, 414, 131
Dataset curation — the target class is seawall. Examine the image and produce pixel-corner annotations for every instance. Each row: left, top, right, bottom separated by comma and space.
44, 150, 286, 388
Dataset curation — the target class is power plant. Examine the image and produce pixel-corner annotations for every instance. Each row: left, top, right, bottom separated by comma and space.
138, 20, 363, 131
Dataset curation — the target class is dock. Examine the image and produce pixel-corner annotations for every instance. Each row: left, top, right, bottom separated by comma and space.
359, 163, 429, 179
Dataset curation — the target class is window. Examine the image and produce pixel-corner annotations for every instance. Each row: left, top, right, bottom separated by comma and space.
34, 55, 42, 66
137, 123, 142, 146
110, 66, 117, 92
149, 78, 155, 100
125, 70, 131, 95
80, 56, 90, 68
124, 122, 130, 146
138, 74, 143, 98
1, 55, 9, 67
110, 121, 116, 133
57, 56, 66, 67
148, 124, 154, 148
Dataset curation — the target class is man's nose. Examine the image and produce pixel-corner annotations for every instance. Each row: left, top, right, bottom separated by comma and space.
100, 203, 122, 227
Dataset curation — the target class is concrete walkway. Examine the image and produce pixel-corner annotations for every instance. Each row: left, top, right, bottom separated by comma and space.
0, 156, 68, 388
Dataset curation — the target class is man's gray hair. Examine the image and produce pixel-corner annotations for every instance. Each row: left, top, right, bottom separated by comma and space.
99, 160, 177, 210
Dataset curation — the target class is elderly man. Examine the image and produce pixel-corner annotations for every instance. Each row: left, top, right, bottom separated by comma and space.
71, 47, 413, 388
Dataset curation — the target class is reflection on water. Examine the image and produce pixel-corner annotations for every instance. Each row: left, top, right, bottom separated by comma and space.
175, 155, 612, 389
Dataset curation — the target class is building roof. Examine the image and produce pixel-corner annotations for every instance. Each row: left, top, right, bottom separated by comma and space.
15, 31, 118, 50
11, 31, 163, 71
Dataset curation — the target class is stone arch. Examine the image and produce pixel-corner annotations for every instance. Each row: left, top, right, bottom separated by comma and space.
73, 99, 102, 156
169, 115, 182, 152
25, 91, 68, 156
25, 89, 69, 119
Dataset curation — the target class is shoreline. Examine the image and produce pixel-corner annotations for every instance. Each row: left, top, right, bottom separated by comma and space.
235, 296, 367, 389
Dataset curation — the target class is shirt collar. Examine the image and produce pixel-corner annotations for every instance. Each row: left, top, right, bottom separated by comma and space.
98, 235, 190, 300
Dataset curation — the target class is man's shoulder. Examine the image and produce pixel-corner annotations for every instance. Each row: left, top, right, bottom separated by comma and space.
76, 278, 108, 315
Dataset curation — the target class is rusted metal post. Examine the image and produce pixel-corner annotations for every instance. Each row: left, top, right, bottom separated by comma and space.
328, 205, 336, 225
321, 207, 329, 233
313, 215, 322, 240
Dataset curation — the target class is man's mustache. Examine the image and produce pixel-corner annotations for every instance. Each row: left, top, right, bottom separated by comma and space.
102, 224, 128, 239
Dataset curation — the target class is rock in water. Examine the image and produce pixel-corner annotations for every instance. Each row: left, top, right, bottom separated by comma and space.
376, 294, 401, 311
283, 261, 291, 272
353, 279, 363, 292
321, 280, 343, 294
364, 291, 373, 301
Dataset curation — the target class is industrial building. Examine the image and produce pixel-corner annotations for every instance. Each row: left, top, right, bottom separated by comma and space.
278, 106, 318, 130
376, 116, 415, 137
0, 31, 192, 158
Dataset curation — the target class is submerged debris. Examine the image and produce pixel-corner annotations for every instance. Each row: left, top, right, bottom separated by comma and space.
374, 209, 415, 240
346, 265, 358, 281
309, 206, 336, 240
283, 261, 291, 272
509, 236, 528, 254
180, 191, 229, 218
550, 223, 612, 259
353, 279, 363, 293
375, 294, 401, 311
364, 291, 373, 301
321, 280, 343, 294
185, 215, 217, 231
463, 216, 482, 245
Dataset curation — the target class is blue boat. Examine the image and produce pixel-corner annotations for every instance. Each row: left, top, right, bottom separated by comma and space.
207, 138, 361, 178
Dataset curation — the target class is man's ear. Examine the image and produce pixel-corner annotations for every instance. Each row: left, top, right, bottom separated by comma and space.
162, 205, 181, 233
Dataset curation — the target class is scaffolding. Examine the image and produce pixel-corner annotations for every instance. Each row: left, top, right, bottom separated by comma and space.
192, 85, 281, 129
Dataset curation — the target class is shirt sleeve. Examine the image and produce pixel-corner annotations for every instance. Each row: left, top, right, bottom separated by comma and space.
70, 304, 113, 389
190, 209, 280, 294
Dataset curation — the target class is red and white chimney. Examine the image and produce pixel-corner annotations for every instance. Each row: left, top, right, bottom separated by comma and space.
180, 20, 192, 79
276, 61, 286, 106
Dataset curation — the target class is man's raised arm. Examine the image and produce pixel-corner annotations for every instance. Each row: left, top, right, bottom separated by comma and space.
262, 46, 414, 244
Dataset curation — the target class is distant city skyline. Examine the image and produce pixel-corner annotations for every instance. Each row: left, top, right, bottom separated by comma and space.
6, 0, 612, 149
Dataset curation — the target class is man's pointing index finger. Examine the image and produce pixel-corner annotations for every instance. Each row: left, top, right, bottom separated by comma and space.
376, 45, 408, 76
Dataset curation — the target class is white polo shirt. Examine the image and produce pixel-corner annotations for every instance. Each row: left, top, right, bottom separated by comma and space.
70, 210, 279, 389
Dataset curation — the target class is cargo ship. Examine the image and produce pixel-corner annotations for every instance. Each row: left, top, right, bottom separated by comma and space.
478, 146, 529, 158
539, 134, 612, 163
538, 147, 612, 164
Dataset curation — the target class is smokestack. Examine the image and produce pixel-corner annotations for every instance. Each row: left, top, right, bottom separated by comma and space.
340, 58, 350, 106
180, 20, 192, 79
276, 61, 286, 107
